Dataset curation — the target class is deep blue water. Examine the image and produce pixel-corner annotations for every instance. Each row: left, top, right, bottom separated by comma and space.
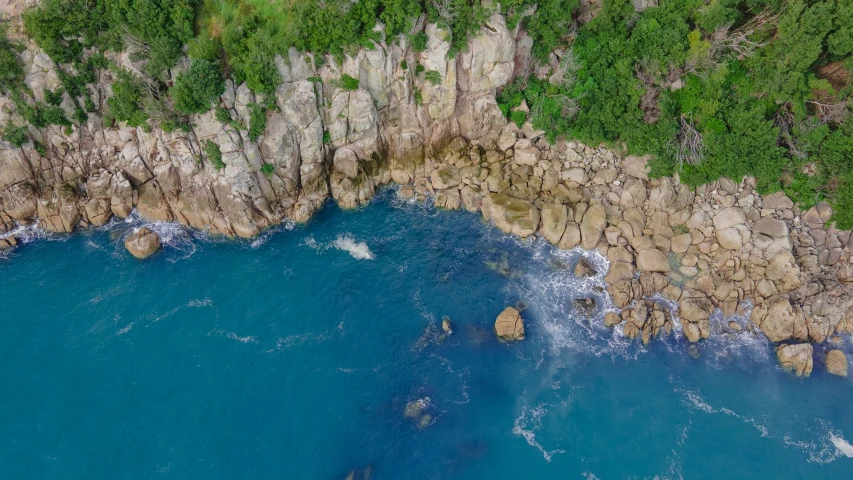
2, 189, 853, 479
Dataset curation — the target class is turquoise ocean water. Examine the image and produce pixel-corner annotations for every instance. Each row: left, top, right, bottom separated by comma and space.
2, 189, 853, 479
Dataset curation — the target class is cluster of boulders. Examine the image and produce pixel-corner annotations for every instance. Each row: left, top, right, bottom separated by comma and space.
1, 10, 850, 377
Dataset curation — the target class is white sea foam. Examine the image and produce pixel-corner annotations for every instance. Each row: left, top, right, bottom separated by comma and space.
511, 240, 637, 362
0, 221, 52, 246
115, 322, 135, 336
226, 332, 258, 344
334, 234, 374, 260
512, 404, 565, 462
678, 388, 769, 437
830, 433, 853, 457
250, 221, 294, 248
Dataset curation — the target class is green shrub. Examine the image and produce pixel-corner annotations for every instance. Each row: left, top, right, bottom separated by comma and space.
215, 107, 232, 123
410, 32, 427, 52
84, 97, 96, 112
2, 121, 29, 147
44, 88, 64, 106
322, 131, 331, 144
510, 110, 526, 128
524, 0, 579, 63
261, 163, 275, 177
220, 4, 281, 94
171, 59, 225, 115
204, 139, 224, 170
413, 87, 423, 106
340, 74, 360, 91
188, 35, 221, 61
400, 60, 408, 70
424, 70, 441, 85
107, 70, 148, 128
14, 94, 72, 128
33, 140, 47, 156
248, 103, 267, 141
73, 107, 88, 124
415, 64, 424, 75
0, 29, 24, 93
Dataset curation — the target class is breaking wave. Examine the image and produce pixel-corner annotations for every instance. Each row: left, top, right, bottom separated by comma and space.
333, 234, 374, 260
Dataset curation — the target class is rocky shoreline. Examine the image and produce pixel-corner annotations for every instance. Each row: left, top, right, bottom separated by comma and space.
1, 12, 852, 377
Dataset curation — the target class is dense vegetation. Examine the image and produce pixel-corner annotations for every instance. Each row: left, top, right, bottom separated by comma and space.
3, 0, 852, 225
498, 0, 853, 226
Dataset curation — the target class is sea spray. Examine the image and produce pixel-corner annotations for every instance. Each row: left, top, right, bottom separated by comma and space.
334, 234, 374, 260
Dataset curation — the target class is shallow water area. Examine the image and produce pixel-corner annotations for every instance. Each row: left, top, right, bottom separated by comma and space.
2, 189, 853, 478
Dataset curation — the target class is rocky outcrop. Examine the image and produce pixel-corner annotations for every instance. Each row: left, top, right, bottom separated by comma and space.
124, 228, 161, 259
776, 344, 814, 377
826, 349, 848, 377
495, 306, 525, 341
2, 13, 853, 379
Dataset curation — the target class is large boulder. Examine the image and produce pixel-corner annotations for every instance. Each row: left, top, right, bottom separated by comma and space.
580, 204, 607, 250
826, 350, 848, 377
712, 207, 746, 230
125, 228, 162, 259
716, 227, 743, 250
751, 297, 796, 342
538, 203, 568, 245
481, 194, 540, 237
494, 306, 525, 341
636, 248, 670, 273
753, 217, 788, 239
430, 165, 461, 190
776, 343, 813, 377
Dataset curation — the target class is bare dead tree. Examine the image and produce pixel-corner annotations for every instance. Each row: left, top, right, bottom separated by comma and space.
121, 28, 151, 62
635, 60, 661, 123
708, 9, 779, 61
773, 102, 806, 158
430, 0, 457, 24
554, 48, 581, 90
529, 93, 578, 129
807, 96, 851, 125
675, 114, 704, 167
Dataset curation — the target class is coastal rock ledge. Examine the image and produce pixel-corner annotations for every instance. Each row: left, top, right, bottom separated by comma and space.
1, 12, 852, 376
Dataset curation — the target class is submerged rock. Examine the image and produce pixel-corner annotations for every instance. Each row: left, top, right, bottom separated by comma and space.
494, 306, 525, 341
776, 343, 814, 377
574, 256, 596, 278
403, 397, 434, 429
124, 228, 161, 259
573, 298, 596, 317
441, 316, 452, 335
344, 465, 373, 480
826, 350, 848, 377
404, 398, 430, 418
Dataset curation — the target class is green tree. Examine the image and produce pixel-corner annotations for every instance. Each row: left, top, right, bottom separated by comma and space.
171, 59, 225, 114
107, 69, 148, 127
